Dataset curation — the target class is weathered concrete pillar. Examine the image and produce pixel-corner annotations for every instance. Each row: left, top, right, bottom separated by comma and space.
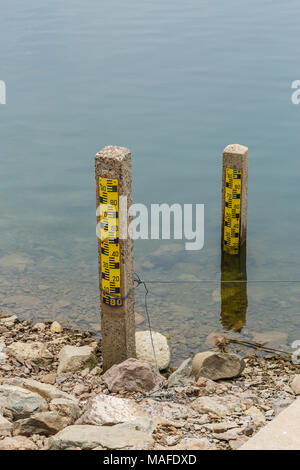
221, 144, 248, 255
95, 146, 136, 371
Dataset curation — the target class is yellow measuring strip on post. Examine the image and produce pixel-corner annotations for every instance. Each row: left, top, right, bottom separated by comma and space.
99, 177, 122, 307
224, 168, 242, 255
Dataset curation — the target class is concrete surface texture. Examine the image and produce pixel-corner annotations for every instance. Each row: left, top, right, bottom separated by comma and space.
240, 398, 300, 450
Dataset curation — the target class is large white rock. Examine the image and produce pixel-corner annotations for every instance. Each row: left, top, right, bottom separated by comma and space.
6, 341, 53, 366
57, 345, 97, 375
49, 419, 154, 450
77, 394, 148, 426
4, 378, 77, 403
135, 331, 170, 370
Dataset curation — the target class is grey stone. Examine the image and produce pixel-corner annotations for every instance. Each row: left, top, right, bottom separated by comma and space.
191, 397, 230, 418
168, 358, 193, 387
49, 419, 154, 450
49, 398, 81, 426
57, 345, 97, 375
13, 411, 66, 436
102, 358, 165, 393
0, 385, 48, 420
192, 351, 245, 381
4, 378, 77, 403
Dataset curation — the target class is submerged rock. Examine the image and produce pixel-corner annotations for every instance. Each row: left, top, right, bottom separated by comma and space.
192, 351, 245, 381
252, 331, 288, 349
102, 358, 165, 393
136, 330, 171, 370
144, 244, 185, 269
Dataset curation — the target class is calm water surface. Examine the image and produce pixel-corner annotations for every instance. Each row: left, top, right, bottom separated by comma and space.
1, 1, 300, 362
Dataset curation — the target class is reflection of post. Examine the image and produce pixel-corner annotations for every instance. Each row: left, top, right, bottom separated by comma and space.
95, 146, 136, 371
221, 243, 248, 331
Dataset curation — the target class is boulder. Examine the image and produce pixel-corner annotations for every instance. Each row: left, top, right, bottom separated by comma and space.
192, 351, 245, 381
13, 411, 66, 436
57, 345, 97, 375
7, 378, 77, 403
0, 436, 38, 450
0, 385, 48, 420
290, 375, 300, 395
168, 358, 193, 387
136, 331, 171, 370
77, 394, 148, 426
6, 341, 53, 366
49, 398, 81, 426
0, 415, 13, 436
49, 419, 154, 450
102, 358, 165, 393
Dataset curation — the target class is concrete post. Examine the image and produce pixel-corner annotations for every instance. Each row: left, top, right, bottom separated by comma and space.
221, 144, 248, 254
95, 146, 136, 371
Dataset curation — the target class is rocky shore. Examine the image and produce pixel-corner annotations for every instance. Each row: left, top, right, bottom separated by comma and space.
0, 311, 299, 450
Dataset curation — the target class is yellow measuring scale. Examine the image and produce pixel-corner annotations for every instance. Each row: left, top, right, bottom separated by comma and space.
223, 168, 242, 255
99, 177, 122, 307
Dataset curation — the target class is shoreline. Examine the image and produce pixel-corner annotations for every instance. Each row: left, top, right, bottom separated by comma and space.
0, 310, 299, 450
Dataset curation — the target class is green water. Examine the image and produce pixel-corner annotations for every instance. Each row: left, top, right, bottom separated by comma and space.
1, 1, 300, 362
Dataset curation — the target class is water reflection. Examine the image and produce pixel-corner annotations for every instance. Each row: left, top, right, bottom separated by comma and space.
220, 244, 248, 331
